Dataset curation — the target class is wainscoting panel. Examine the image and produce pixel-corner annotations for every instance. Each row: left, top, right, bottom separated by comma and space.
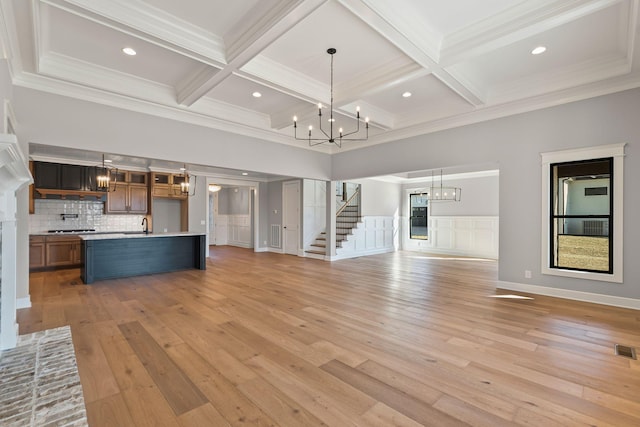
435, 216, 498, 259
216, 215, 252, 248
404, 216, 498, 259
336, 216, 398, 259
227, 215, 252, 248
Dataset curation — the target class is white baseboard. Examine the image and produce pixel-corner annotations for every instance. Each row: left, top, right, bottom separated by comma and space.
303, 251, 326, 260
265, 247, 284, 254
17, 296, 31, 309
497, 281, 640, 310
330, 247, 395, 261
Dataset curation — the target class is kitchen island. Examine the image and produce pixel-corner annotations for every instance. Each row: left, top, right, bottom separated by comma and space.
80, 232, 206, 284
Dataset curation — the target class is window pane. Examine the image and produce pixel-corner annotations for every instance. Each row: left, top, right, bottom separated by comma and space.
554, 160, 610, 216
553, 219, 610, 272
410, 193, 428, 240
551, 158, 612, 273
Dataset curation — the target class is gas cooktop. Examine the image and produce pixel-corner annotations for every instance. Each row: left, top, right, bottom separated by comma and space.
47, 229, 96, 233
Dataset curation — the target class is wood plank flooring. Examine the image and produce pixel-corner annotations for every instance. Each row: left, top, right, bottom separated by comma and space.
19, 247, 640, 426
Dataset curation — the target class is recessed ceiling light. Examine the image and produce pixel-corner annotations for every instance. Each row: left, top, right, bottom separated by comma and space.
531, 46, 546, 55
242, 172, 248, 176
103, 159, 112, 163
122, 47, 137, 56
179, 167, 186, 171
402, 91, 412, 98
252, 92, 262, 98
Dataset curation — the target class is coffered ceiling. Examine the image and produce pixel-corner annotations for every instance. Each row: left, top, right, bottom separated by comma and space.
1, 0, 639, 153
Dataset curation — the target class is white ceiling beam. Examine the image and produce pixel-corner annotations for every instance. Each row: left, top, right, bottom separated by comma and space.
176, 0, 327, 106
336, 0, 485, 106
440, 0, 626, 66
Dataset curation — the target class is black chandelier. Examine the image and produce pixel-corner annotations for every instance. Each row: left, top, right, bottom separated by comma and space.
293, 48, 369, 148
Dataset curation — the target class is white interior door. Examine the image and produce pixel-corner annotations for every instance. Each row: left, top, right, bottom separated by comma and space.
283, 181, 300, 255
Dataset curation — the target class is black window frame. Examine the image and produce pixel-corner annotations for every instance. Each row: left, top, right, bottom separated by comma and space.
409, 192, 428, 240
549, 157, 613, 274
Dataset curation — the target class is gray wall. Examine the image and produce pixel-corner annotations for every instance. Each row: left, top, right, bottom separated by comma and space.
152, 198, 182, 233
333, 88, 640, 300
402, 174, 499, 217
267, 180, 284, 231
218, 187, 251, 215
187, 175, 207, 234
257, 182, 268, 249
357, 178, 402, 216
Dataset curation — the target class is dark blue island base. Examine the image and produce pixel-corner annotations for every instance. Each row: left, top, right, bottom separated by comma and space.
81, 233, 206, 284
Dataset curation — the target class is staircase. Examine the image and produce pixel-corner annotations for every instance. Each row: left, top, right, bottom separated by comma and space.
306, 185, 361, 256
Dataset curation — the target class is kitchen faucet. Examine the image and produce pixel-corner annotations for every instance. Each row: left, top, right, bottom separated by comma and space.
141, 217, 149, 234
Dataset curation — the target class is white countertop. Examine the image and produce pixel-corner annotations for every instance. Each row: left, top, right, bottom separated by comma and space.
79, 232, 205, 241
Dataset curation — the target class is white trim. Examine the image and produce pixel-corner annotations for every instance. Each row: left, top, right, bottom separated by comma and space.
16, 296, 31, 309
261, 247, 283, 254
540, 143, 625, 283
497, 281, 640, 310
329, 247, 395, 261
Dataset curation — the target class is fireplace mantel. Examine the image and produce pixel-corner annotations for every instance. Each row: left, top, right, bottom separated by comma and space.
1, 132, 32, 350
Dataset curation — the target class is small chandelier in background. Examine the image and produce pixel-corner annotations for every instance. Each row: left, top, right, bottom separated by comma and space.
293, 48, 369, 148
179, 164, 197, 196
429, 170, 461, 202
96, 154, 117, 192
208, 184, 221, 193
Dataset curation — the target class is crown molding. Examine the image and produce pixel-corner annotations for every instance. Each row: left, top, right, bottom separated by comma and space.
12, 69, 334, 154
337, 100, 393, 131
489, 54, 631, 103
0, 0, 23, 78
440, 0, 624, 66
38, 51, 277, 129
41, 0, 226, 65
14, 57, 640, 158
338, 70, 640, 153
241, 55, 328, 105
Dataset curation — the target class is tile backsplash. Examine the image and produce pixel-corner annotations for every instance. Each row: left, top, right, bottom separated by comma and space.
30, 200, 145, 233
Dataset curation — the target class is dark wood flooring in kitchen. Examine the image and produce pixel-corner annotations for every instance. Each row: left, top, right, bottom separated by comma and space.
19, 246, 640, 426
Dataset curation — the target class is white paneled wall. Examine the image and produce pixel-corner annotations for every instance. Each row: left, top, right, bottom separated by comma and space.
216, 214, 252, 248
404, 216, 499, 259
335, 216, 398, 260
303, 180, 326, 249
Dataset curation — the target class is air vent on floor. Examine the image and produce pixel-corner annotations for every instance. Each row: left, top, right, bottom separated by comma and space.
614, 344, 637, 360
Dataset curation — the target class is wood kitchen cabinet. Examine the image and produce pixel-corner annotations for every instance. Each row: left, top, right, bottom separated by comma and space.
106, 170, 149, 214
45, 235, 82, 267
30, 235, 82, 270
29, 236, 46, 269
151, 172, 187, 199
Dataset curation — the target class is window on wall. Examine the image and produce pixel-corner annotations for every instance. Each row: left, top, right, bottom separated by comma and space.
541, 144, 625, 283
410, 193, 428, 240
550, 158, 612, 273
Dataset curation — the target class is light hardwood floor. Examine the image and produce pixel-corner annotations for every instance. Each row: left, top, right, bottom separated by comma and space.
19, 247, 640, 426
